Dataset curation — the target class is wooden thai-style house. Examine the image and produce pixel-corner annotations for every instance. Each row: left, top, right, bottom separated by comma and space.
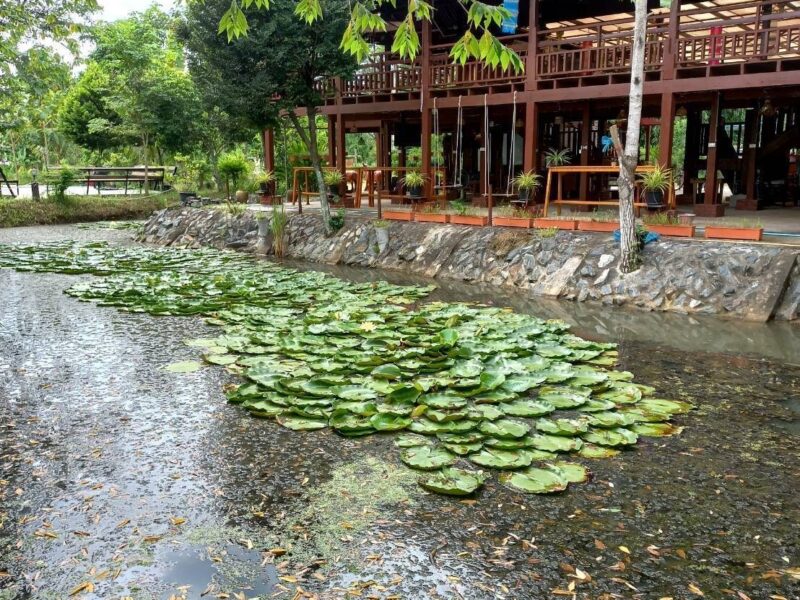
267, 0, 800, 216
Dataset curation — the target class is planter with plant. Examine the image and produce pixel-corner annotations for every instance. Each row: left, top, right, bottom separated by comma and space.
414, 202, 449, 223
256, 171, 276, 205
512, 170, 542, 202
448, 200, 488, 226
323, 170, 345, 203
399, 171, 426, 198
217, 150, 250, 202
577, 209, 620, 233
638, 164, 671, 209
642, 213, 695, 238
383, 207, 413, 221
493, 205, 532, 228
704, 219, 764, 241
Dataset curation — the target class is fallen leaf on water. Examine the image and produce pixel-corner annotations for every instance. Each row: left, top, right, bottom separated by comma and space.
688, 583, 704, 596
618, 545, 630, 555
69, 582, 94, 596
594, 539, 606, 550
170, 517, 186, 526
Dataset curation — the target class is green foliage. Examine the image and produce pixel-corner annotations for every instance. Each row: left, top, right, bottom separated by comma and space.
642, 212, 680, 225
449, 200, 469, 216
270, 204, 289, 256
217, 149, 252, 194
322, 170, 344, 187
536, 226, 559, 238
544, 148, 572, 168
399, 171, 426, 189
590, 209, 619, 223
0, 194, 176, 228
48, 167, 77, 203
224, 199, 248, 215
329, 208, 345, 231
638, 164, 672, 193
512, 170, 542, 192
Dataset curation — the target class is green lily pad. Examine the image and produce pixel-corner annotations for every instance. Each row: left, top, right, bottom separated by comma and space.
588, 411, 638, 428
636, 398, 693, 416
371, 364, 402, 380
479, 418, 530, 439
369, 413, 412, 431
535, 418, 589, 436
529, 434, 583, 453
420, 394, 468, 410
334, 385, 378, 401
276, 414, 328, 431
548, 461, 590, 483
164, 360, 203, 373
442, 441, 484, 455
500, 399, 555, 418
400, 446, 456, 470
418, 467, 486, 496
499, 467, 568, 494
469, 447, 533, 469
578, 444, 621, 458
582, 427, 638, 447
631, 422, 683, 437
204, 353, 239, 366
394, 433, 431, 448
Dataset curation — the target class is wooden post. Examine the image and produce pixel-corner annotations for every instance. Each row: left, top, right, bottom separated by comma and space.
421, 18, 433, 201
263, 128, 275, 173
658, 92, 675, 169
703, 92, 721, 207
336, 112, 346, 198
525, 0, 539, 91
327, 118, 335, 166
579, 104, 591, 200
740, 108, 759, 210
523, 101, 539, 173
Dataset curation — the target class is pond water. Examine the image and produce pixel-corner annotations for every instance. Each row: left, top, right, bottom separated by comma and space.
0, 224, 798, 600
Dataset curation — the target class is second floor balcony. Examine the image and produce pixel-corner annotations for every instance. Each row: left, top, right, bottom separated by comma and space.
317, 0, 800, 104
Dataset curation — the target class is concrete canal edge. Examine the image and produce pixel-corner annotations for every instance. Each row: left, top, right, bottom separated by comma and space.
140, 208, 800, 323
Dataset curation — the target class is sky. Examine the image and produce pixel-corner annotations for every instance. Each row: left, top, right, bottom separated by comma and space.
99, 0, 175, 22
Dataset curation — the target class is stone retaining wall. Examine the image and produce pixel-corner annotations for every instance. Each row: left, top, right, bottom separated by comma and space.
140, 208, 800, 322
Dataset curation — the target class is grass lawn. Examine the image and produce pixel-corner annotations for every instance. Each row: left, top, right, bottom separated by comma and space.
0, 193, 178, 228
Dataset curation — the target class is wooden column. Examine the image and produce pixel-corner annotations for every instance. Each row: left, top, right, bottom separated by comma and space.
740, 108, 759, 210
579, 104, 591, 200
662, 0, 680, 80
327, 118, 336, 166
699, 92, 725, 216
523, 101, 539, 172
336, 113, 346, 198
525, 0, 539, 91
421, 18, 433, 201
479, 108, 487, 196
658, 92, 675, 169
262, 128, 275, 173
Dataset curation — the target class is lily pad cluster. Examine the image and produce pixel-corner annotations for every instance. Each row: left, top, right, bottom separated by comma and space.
0, 241, 692, 496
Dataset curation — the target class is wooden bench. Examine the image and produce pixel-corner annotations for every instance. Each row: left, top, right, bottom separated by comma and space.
543, 165, 675, 216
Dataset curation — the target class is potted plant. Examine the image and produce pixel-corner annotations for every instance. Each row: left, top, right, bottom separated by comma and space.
704, 219, 764, 241
638, 164, 671, 210
174, 174, 197, 204
577, 209, 620, 233
217, 150, 250, 201
448, 200, 488, 226
324, 170, 345, 203
544, 148, 572, 168
414, 202, 450, 224
399, 171, 426, 198
512, 170, 542, 202
493, 205, 533, 228
383, 207, 414, 221
642, 212, 695, 238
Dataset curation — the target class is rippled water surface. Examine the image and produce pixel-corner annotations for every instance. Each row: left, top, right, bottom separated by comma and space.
0, 224, 798, 600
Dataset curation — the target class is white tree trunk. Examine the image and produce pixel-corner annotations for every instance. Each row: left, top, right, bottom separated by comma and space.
615, 0, 648, 273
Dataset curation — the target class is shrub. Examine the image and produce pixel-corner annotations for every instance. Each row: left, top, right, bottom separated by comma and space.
217, 150, 251, 199
511, 170, 542, 192
49, 168, 77, 203
270, 203, 289, 257
329, 208, 345, 231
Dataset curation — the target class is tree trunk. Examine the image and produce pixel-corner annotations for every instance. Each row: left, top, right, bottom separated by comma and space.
614, 0, 648, 273
42, 121, 50, 168
289, 111, 332, 234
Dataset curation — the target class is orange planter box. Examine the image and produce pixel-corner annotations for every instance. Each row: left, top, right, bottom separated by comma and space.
383, 211, 413, 222
647, 224, 696, 238
414, 212, 450, 224
704, 226, 763, 241
577, 221, 619, 233
533, 218, 577, 230
449, 214, 488, 226
493, 216, 532, 228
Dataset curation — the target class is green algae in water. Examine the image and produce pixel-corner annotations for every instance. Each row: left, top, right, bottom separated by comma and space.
0, 241, 693, 496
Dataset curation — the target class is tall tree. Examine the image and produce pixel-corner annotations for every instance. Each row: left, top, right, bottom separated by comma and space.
182, 0, 355, 232
610, 0, 648, 273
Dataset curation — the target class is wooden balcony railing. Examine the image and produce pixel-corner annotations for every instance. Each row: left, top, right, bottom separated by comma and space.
321, 1, 799, 101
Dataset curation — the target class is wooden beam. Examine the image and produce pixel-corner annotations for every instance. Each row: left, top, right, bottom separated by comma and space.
336, 112, 346, 198
525, 0, 540, 92
421, 18, 433, 200
327, 118, 335, 166
662, 0, 680, 80
742, 107, 758, 205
